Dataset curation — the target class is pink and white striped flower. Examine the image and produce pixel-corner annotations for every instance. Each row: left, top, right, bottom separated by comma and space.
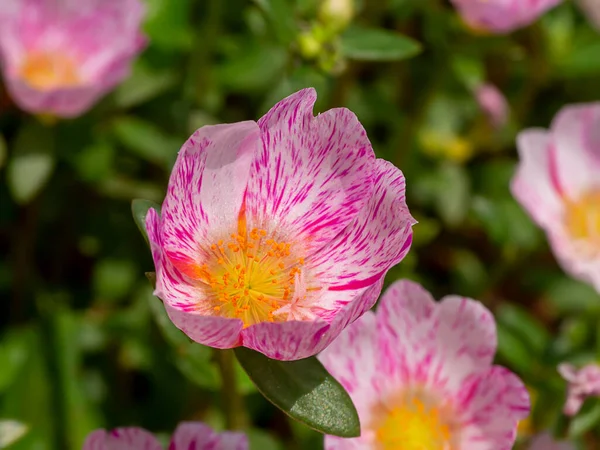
0, 0, 146, 117
450, 0, 562, 34
83, 422, 247, 450
528, 432, 575, 450
511, 103, 600, 293
558, 362, 600, 416
145, 88, 415, 361
319, 279, 530, 450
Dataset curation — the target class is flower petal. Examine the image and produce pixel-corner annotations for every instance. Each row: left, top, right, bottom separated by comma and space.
83, 428, 162, 450
169, 422, 248, 450
242, 278, 383, 360
511, 129, 564, 228
528, 432, 575, 450
307, 159, 414, 293
456, 366, 530, 450
246, 88, 376, 254
550, 102, 600, 199
323, 436, 371, 450
160, 121, 259, 277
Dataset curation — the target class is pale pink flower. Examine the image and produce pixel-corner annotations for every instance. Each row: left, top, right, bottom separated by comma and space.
511, 103, 600, 293
528, 432, 575, 450
0, 0, 146, 117
145, 88, 415, 361
450, 0, 562, 34
475, 83, 509, 128
578, 0, 600, 30
319, 279, 530, 450
83, 422, 247, 450
558, 362, 600, 416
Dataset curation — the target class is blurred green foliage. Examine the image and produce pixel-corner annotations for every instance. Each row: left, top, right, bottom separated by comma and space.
1, 0, 599, 449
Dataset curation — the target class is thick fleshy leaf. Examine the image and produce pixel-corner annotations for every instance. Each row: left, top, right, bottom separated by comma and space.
131, 199, 161, 245
340, 26, 421, 61
234, 347, 360, 438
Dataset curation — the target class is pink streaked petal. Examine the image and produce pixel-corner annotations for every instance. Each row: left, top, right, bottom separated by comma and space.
324, 435, 371, 450
242, 278, 383, 360
511, 129, 564, 228
375, 279, 437, 388
83, 428, 162, 450
318, 311, 378, 419
307, 159, 414, 291
169, 422, 248, 450
547, 230, 600, 294
558, 363, 600, 416
160, 122, 259, 267
550, 102, 600, 199
456, 366, 530, 450
164, 303, 243, 349
246, 88, 376, 254
528, 432, 575, 450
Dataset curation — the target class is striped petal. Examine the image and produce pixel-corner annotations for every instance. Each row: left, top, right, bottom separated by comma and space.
83, 428, 162, 450
307, 159, 414, 293
246, 88, 376, 255
169, 422, 248, 450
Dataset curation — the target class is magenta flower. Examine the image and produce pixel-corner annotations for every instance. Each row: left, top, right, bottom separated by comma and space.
83, 422, 247, 450
0, 0, 146, 117
558, 363, 600, 416
450, 0, 562, 34
528, 432, 575, 450
475, 83, 509, 129
145, 88, 415, 361
319, 280, 530, 450
511, 103, 600, 293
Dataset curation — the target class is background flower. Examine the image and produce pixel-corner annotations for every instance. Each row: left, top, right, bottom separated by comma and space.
558, 363, 600, 416
319, 279, 530, 450
0, 0, 146, 117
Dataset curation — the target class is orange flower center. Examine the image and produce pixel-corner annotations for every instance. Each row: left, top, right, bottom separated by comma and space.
197, 226, 313, 327
19, 51, 81, 91
564, 189, 600, 254
375, 396, 456, 450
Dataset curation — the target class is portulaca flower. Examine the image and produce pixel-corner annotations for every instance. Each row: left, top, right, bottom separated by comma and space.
83, 422, 246, 450
475, 83, 509, 129
145, 88, 415, 361
0, 0, 146, 117
528, 432, 575, 450
319, 280, 530, 450
558, 362, 600, 416
511, 103, 600, 293
450, 0, 562, 34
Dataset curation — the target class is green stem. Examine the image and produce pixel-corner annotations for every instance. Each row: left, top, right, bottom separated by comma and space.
214, 349, 247, 430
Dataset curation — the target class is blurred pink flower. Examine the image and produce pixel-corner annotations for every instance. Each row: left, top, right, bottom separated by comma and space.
528, 432, 575, 450
475, 83, 509, 128
318, 279, 530, 450
558, 362, 600, 416
450, 0, 562, 34
145, 88, 415, 361
83, 422, 247, 450
578, 0, 600, 30
0, 0, 146, 117
511, 103, 600, 293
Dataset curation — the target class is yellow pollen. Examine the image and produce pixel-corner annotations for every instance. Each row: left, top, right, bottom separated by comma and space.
19, 51, 81, 91
376, 397, 453, 450
564, 189, 600, 255
199, 225, 311, 327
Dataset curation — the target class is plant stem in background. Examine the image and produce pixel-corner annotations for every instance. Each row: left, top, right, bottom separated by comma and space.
213, 348, 248, 430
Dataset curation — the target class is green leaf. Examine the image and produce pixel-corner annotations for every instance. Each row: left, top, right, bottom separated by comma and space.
496, 304, 550, 356
111, 117, 180, 168
254, 0, 299, 45
113, 62, 178, 108
568, 399, 600, 438
234, 347, 360, 437
6, 123, 55, 205
144, 0, 193, 50
340, 26, 421, 61
131, 199, 161, 245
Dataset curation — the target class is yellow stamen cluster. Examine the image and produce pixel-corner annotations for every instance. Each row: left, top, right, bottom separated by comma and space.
19, 51, 81, 91
199, 227, 306, 326
375, 396, 454, 450
565, 189, 600, 256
